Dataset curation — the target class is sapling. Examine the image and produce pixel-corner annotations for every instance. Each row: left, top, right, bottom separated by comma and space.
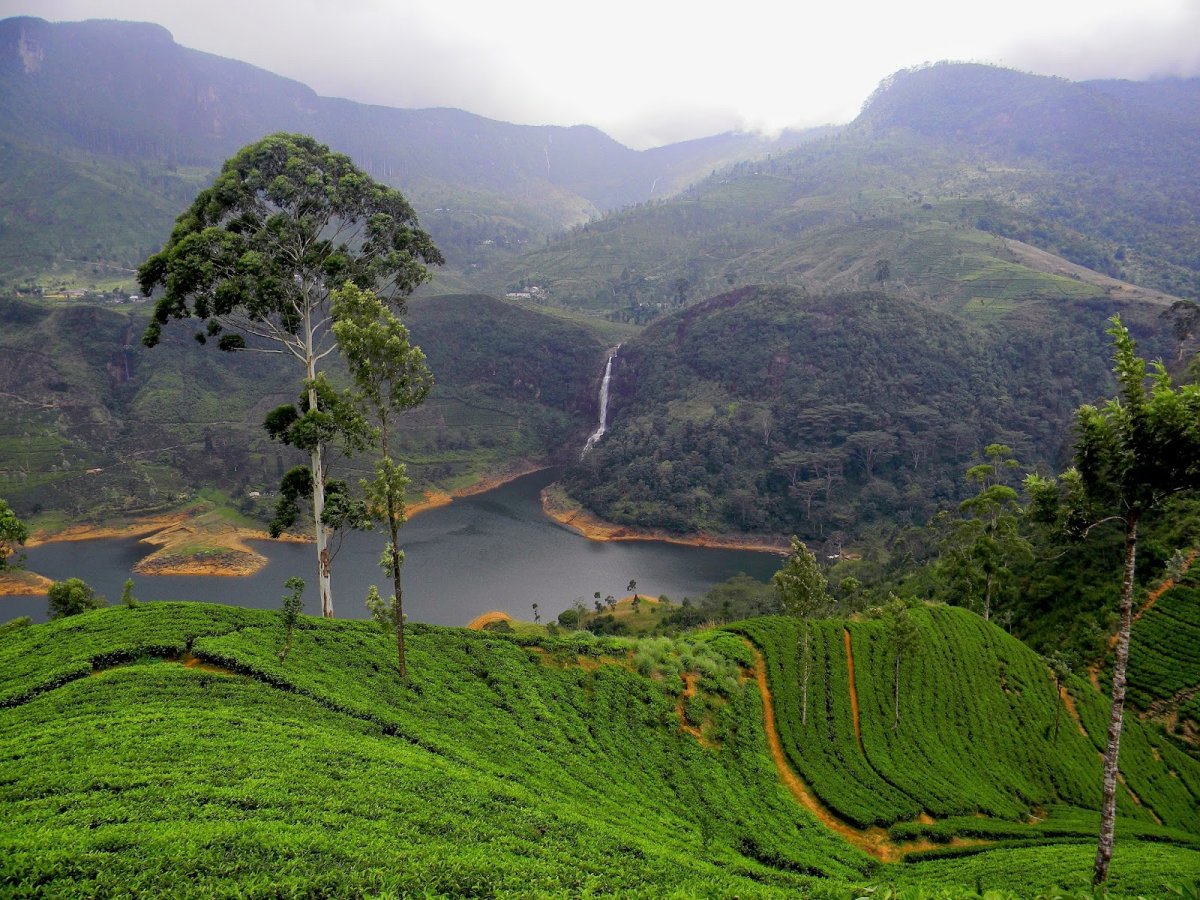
279, 576, 305, 663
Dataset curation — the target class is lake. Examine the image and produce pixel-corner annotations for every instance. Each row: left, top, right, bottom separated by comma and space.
4, 469, 782, 626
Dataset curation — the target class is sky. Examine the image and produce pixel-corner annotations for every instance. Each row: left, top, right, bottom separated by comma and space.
3, 0, 1198, 148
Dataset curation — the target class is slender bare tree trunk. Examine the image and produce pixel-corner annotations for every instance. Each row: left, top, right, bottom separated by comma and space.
893, 651, 901, 730
304, 306, 333, 618
1094, 511, 1137, 886
800, 622, 810, 727
380, 416, 407, 678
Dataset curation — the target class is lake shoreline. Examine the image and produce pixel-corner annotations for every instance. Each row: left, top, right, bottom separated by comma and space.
8, 461, 555, 591
539, 484, 789, 555
3, 468, 784, 626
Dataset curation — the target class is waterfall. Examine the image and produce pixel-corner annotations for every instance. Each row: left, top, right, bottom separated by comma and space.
581, 346, 620, 458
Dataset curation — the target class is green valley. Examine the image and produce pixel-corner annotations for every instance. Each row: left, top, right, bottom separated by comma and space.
3, 12, 1200, 898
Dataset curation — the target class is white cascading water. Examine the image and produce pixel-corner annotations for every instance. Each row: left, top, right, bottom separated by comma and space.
581, 346, 620, 458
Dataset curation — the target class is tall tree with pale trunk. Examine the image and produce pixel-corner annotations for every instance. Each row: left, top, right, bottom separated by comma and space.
138, 133, 441, 617
773, 536, 828, 726
1026, 315, 1200, 887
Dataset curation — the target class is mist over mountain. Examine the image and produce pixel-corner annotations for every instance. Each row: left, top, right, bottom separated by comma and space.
0, 16, 822, 285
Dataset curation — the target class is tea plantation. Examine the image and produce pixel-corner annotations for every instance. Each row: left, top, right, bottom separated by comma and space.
1, 602, 1197, 897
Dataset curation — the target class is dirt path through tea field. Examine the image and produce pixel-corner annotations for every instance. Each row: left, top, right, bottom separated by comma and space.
748, 643, 980, 862
1089, 548, 1197, 690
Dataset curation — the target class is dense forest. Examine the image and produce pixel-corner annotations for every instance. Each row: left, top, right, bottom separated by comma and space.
561, 286, 1175, 541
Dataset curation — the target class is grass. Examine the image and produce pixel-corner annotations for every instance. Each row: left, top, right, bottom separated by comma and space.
0, 604, 869, 897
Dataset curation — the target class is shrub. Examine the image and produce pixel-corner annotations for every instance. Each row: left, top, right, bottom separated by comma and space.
0, 616, 31, 635
46, 578, 105, 619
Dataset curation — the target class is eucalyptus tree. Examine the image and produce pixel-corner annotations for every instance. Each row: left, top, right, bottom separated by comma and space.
773, 536, 828, 726
138, 133, 442, 617
1026, 315, 1200, 887
936, 444, 1032, 621
332, 283, 433, 677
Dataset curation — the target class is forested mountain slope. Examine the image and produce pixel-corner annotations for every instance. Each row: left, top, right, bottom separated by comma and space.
504, 64, 1199, 318
0, 294, 602, 520
558, 285, 1176, 541
0, 603, 1196, 897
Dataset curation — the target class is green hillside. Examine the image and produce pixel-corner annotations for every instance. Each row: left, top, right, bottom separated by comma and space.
500, 66, 1199, 319
0, 16, 817, 287
558, 285, 1176, 541
0, 293, 601, 524
1, 602, 1197, 897
737, 609, 1200, 835
1127, 573, 1200, 742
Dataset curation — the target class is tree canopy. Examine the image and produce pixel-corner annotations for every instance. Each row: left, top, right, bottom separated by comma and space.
138, 132, 442, 350
136, 133, 441, 617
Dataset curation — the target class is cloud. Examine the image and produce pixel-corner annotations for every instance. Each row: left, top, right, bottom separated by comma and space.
999, 3, 1200, 81
3, 0, 1197, 149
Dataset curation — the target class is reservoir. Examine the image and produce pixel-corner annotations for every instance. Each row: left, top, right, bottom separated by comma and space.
4, 469, 781, 625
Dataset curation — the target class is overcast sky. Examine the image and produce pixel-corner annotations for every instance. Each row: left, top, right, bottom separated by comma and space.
3, 0, 1198, 148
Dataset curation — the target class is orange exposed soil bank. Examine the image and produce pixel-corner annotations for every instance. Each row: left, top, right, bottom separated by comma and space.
25, 512, 193, 547
748, 643, 977, 862
466, 611, 514, 630
0, 569, 55, 597
15, 463, 551, 588
677, 672, 718, 748
409, 462, 550, 519
20, 509, 308, 581
132, 522, 289, 577
540, 485, 789, 554
1088, 547, 1197, 690
1060, 685, 1091, 739
844, 628, 864, 753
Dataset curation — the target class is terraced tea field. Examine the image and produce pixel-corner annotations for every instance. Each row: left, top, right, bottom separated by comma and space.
1, 602, 1197, 897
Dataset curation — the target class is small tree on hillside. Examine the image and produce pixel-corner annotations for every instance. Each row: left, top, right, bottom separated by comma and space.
773, 536, 829, 726
1046, 650, 1073, 740
278, 576, 305, 663
1025, 315, 1200, 887
936, 444, 1032, 621
47, 578, 105, 619
880, 597, 920, 730
332, 283, 433, 678
0, 498, 28, 572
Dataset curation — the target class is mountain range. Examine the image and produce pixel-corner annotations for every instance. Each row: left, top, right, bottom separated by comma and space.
0, 15, 823, 288
2, 15, 1198, 560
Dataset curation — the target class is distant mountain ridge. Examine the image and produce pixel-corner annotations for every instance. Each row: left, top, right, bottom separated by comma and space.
503, 62, 1200, 315
0, 16, 822, 284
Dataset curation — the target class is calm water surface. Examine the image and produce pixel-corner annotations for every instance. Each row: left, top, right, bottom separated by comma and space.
6, 469, 780, 625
